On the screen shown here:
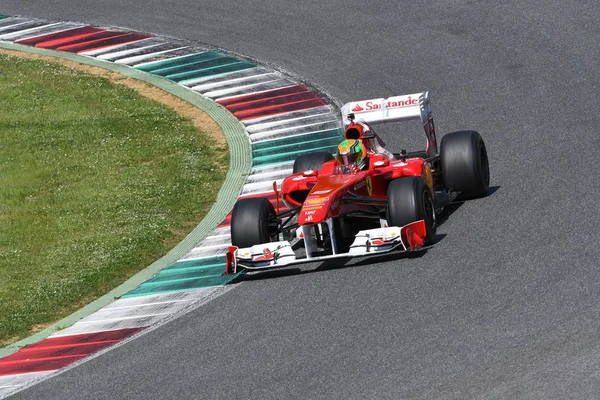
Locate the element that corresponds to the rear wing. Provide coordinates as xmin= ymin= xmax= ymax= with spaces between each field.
xmin=341 ymin=91 xmax=438 ymax=156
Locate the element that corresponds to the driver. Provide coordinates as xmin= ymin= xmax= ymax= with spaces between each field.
xmin=336 ymin=139 xmax=367 ymax=173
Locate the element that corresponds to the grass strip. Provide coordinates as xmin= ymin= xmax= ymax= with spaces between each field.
xmin=0 ymin=53 xmax=228 ymax=345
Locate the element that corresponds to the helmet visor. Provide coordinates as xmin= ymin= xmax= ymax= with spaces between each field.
xmin=338 ymin=152 xmax=360 ymax=166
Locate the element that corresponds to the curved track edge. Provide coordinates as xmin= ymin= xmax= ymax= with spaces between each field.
xmin=0 ymin=14 xmax=342 ymax=398
xmin=0 ymin=40 xmax=251 ymax=356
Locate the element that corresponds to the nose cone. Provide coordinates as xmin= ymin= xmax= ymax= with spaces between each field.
xmin=298 ymin=196 xmax=328 ymax=225
xmin=298 ymin=189 xmax=337 ymax=225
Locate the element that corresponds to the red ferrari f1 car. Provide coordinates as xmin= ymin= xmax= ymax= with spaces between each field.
xmin=225 ymin=92 xmax=489 ymax=274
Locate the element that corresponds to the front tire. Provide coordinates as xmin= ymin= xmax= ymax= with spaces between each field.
xmin=386 ymin=177 xmax=436 ymax=243
xmin=440 ymin=130 xmax=490 ymax=199
xmin=231 ymin=198 xmax=277 ymax=248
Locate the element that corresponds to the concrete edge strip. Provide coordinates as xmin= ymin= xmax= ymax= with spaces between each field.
xmin=0 ymin=41 xmax=251 ymax=358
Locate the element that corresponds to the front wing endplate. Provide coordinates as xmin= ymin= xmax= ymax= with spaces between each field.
xmin=226 ymin=220 xmax=428 ymax=273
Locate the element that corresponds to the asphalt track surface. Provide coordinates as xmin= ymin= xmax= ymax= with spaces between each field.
xmin=4 ymin=1 xmax=600 ymax=398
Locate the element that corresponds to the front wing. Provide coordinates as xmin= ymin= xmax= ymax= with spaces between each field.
xmin=225 ymin=220 xmax=427 ymax=274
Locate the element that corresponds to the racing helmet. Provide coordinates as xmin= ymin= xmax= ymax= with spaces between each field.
xmin=336 ymin=139 xmax=367 ymax=170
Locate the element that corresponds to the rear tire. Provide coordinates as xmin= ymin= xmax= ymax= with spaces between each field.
xmin=440 ymin=130 xmax=490 ymax=199
xmin=231 ymin=198 xmax=277 ymax=248
xmin=293 ymin=151 xmax=334 ymax=174
xmin=386 ymin=177 xmax=436 ymax=243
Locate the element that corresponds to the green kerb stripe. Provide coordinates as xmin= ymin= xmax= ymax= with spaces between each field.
xmin=147 ymin=265 xmax=225 ymax=281
xmin=138 ymin=272 xmax=224 ymax=286
xmin=134 ymin=51 xmax=216 ymax=72
xmin=251 ymin=128 xmax=342 ymax=151
xmin=120 ymin=255 xmax=246 ymax=297
xmin=173 ymin=62 xmax=256 ymax=83
xmin=147 ymin=52 xmax=229 ymax=75
xmin=253 ymin=144 xmax=338 ymax=167
xmin=165 ymin=61 xmax=255 ymax=81
xmin=122 ymin=273 xmax=239 ymax=297
xmin=253 ymin=136 xmax=339 ymax=159
xmin=163 ymin=260 xmax=225 ymax=272
xmin=177 ymin=68 xmax=253 ymax=85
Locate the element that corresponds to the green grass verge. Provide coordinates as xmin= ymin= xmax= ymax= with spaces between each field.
xmin=0 ymin=54 xmax=228 ymax=345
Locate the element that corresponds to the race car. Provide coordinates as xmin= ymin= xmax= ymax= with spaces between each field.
xmin=225 ymin=92 xmax=489 ymax=274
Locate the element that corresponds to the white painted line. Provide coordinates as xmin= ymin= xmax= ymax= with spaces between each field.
xmin=78 ymin=38 xmax=153 ymax=56
xmin=0 ymin=18 xmax=32 ymax=31
xmin=203 ymin=79 xmax=294 ymax=99
xmin=244 ymin=169 xmax=292 ymax=184
xmin=250 ymin=121 xmax=340 ymax=143
xmin=114 ymin=46 xmax=190 ymax=65
xmin=241 ymin=179 xmax=285 ymax=195
xmin=0 ymin=22 xmax=63 ymax=40
xmin=201 ymin=233 xmax=230 ymax=239
xmin=102 ymin=288 xmax=215 ymax=310
xmin=197 ymin=235 xmax=232 ymax=248
xmin=104 ymin=298 xmax=190 ymax=310
xmin=186 ymin=242 xmax=229 ymax=252
xmin=199 ymin=76 xmax=285 ymax=97
xmin=213 ymin=82 xmax=297 ymax=102
xmin=245 ymin=111 xmax=336 ymax=133
xmin=95 ymin=41 xmax=165 ymax=60
xmin=50 ymin=318 xmax=156 ymax=337
xmin=0 ymin=372 xmax=54 ymax=385
xmin=180 ymin=66 xmax=272 ymax=87
xmin=0 ymin=372 xmax=52 ymax=397
xmin=75 ymin=311 xmax=173 ymax=324
xmin=250 ymin=162 xmax=295 ymax=175
xmin=131 ymin=49 xmax=205 ymax=69
xmin=9 ymin=23 xmax=85 ymax=42
xmin=190 ymin=71 xmax=278 ymax=92
xmin=81 ymin=37 xmax=160 ymax=56
xmin=180 ymin=247 xmax=228 ymax=261
xmin=96 ymin=43 xmax=162 ymax=61
xmin=209 ymin=226 xmax=231 ymax=236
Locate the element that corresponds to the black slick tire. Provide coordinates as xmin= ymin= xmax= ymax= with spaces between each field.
xmin=231 ymin=197 xmax=277 ymax=248
xmin=293 ymin=151 xmax=334 ymax=174
xmin=386 ymin=177 xmax=436 ymax=243
xmin=440 ymin=130 xmax=490 ymax=199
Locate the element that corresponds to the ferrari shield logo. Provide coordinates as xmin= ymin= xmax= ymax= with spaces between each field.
xmin=366 ymin=177 xmax=373 ymax=196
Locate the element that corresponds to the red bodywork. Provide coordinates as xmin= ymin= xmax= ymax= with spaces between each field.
xmin=279 ymin=122 xmax=434 ymax=226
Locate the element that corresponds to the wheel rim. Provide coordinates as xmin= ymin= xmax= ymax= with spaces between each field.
xmin=423 ymin=190 xmax=436 ymax=230
xmin=268 ymin=216 xmax=278 ymax=240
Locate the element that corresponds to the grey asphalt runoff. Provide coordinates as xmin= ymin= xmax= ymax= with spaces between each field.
xmin=4 ymin=0 xmax=600 ymax=399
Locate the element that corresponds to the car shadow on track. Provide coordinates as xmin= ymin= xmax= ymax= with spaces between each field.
xmin=437 ymin=185 xmax=500 ymax=227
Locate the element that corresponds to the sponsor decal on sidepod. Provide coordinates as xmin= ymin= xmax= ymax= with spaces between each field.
xmin=305 ymin=196 xmax=329 ymax=205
